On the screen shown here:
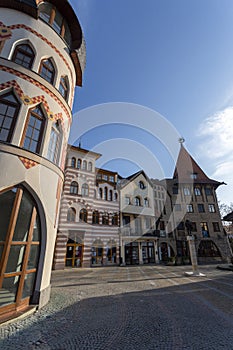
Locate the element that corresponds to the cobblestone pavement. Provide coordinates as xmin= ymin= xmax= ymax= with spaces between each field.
xmin=0 ymin=265 xmax=233 ymax=349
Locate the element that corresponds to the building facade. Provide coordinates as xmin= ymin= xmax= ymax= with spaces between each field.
xmin=53 ymin=145 xmax=120 ymax=269
xmin=54 ymin=145 xmax=232 ymax=270
xmin=0 ymin=0 xmax=85 ymax=319
xmin=118 ymin=171 xmax=158 ymax=265
xmin=153 ymin=145 xmax=232 ymax=264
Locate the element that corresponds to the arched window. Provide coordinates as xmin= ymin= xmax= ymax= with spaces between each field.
xmin=39 ymin=58 xmax=55 ymax=84
xmin=67 ymin=207 xmax=76 ymax=222
xmin=139 ymin=181 xmax=145 ymax=189
xmin=92 ymin=211 xmax=99 ymax=224
xmin=0 ymin=91 xmax=20 ymax=143
xmin=114 ymin=192 xmax=118 ymax=201
xmin=70 ymin=181 xmax=78 ymax=194
xmin=0 ymin=186 xmax=41 ymax=314
xmin=59 ymin=76 xmax=69 ymax=101
xmin=22 ymin=105 xmax=45 ymax=154
xmin=81 ymin=183 xmax=89 ymax=197
xmin=99 ymin=188 xmax=103 ymax=199
xmin=109 ymin=190 xmax=113 ymax=201
xmin=12 ymin=43 xmax=35 ymax=69
xmin=144 ymin=198 xmax=149 ymax=207
xmin=112 ymin=214 xmax=118 ymax=226
xmin=79 ymin=208 xmax=87 ymax=223
xmin=82 ymin=160 xmax=87 ymax=170
xmin=71 ymin=157 xmax=76 ymax=168
xmin=47 ymin=120 xmax=62 ymax=165
xmin=88 ymin=162 xmax=93 ymax=172
xmin=102 ymin=213 xmax=109 ymax=225
xmin=104 ymin=187 xmax=108 ymax=201
xmin=134 ymin=196 xmax=141 ymax=206
xmin=93 ymin=189 xmax=96 ymax=198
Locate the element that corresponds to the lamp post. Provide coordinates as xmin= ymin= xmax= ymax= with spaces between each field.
xmin=185 ymin=220 xmax=205 ymax=277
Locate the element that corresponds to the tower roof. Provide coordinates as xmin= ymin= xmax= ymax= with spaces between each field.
xmin=173 ymin=144 xmax=223 ymax=188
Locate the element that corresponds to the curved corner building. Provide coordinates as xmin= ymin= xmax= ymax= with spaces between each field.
xmin=0 ymin=0 xmax=85 ymax=318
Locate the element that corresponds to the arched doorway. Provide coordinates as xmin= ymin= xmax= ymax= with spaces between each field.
xmin=0 ymin=186 xmax=41 ymax=317
xmin=198 ymin=240 xmax=222 ymax=262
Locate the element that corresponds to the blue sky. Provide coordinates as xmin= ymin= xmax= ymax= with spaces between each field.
xmin=70 ymin=0 xmax=233 ymax=205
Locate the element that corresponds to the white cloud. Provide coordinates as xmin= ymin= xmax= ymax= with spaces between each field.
xmin=197 ymin=106 xmax=233 ymax=205
xmin=197 ymin=107 xmax=233 ymax=159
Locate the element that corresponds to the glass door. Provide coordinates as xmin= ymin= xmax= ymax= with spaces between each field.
xmin=0 ymin=186 xmax=41 ymax=317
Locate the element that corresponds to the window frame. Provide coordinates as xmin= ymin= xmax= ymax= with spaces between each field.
xmin=21 ymin=104 xmax=46 ymax=155
xmin=0 ymin=91 xmax=20 ymax=143
xmin=70 ymin=181 xmax=78 ymax=195
xmin=39 ymin=58 xmax=55 ymax=85
xmin=12 ymin=43 xmax=35 ymax=69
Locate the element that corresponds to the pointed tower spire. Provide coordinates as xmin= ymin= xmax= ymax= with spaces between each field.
xmin=173 ymin=140 xmax=223 ymax=188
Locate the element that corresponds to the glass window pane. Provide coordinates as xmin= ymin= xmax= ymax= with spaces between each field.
xmin=22 ymin=272 xmax=36 ymax=299
xmin=1 ymin=275 xmax=20 ymax=306
xmin=0 ymin=244 xmax=4 ymax=261
xmin=27 ymin=245 xmax=40 ymax=269
xmin=5 ymin=245 xmax=25 ymax=273
xmin=32 ymin=215 xmax=40 ymax=241
xmin=13 ymin=191 xmax=34 ymax=241
xmin=0 ymin=188 xmax=16 ymax=241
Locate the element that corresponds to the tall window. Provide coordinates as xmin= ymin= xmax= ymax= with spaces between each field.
xmin=39 ymin=58 xmax=55 ymax=84
xmin=0 ymin=91 xmax=20 ymax=143
xmin=134 ymin=196 xmax=141 ymax=206
xmin=81 ymin=183 xmax=89 ymax=197
xmin=22 ymin=105 xmax=45 ymax=154
xmin=12 ymin=43 xmax=35 ymax=69
xmin=139 ymin=181 xmax=145 ymax=189
xmin=104 ymin=187 xmax=108 ymax=200
xmin=70 ymin=181 xmax=78 ymax=194
xmin=183 ymin=187 xmax=191 ymax=196
xmin=79 ymin=209 xmax=87 ymax=223
xmin=201 ymin=222 xmax=209 ymax=238
xmin=99 ymin=188 xmax=103 ymax=199
xmin=187 ymin=204 xmax=194 ymax=213
xmin=102 ymin=213 xmax=109 ymax=225
xmin=92 ymin=211 xmax=99 ymax=224
xmin=208 ymin=204 xmax=216 ymax=213
xmin=39 ymin=2 xmax=72 ymax=46
xmin=198 ymin=204 xmax=205 ymax=213
xmin=144 ymin=198 xmax=149 ymax=207
xmin=109 ymin=190 xmax=113 ymax=201
xmin=59 ymin=76 xmax=69 ymax=101
xmin=71 ymin=157 xmax=76 ymax=168
xmin=82 ymin=160 xmax=87 ymax=170
xmin=47 ymin=121 xmax=62 ymax=165
xmin=67 ymin=207 xmax=76 ymax=222
xmin=213 ymin=222 xmax=220 ymax=232
xmin=77 ymin=159 xmax=81 ymax=169
xmin=88 ymin=162 xmax=93 ymax=172
xmin=112 ymin=214 xmax=118 ymax=226
xmin=194 ymin=187 xmax=201 ymax=196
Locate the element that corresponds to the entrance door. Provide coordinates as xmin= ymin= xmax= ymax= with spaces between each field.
xmin=125 ymin=242 xmax=139 ymax=265
xmin=0 ymin=186 xmax=41 ymax=317
xmin=66 ymin=240 xmax=83 ymax=267
xmin=142 ymin=241 xmax=155 ymax=264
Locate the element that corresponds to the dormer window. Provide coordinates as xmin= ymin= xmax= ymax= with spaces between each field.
xmin=139 ymin=181 xmax=145 ymax=189
xmin=39 ymin=2 xmax=72 ymax=46
xmin=190 ymin=173 xmax=197 ymax=179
